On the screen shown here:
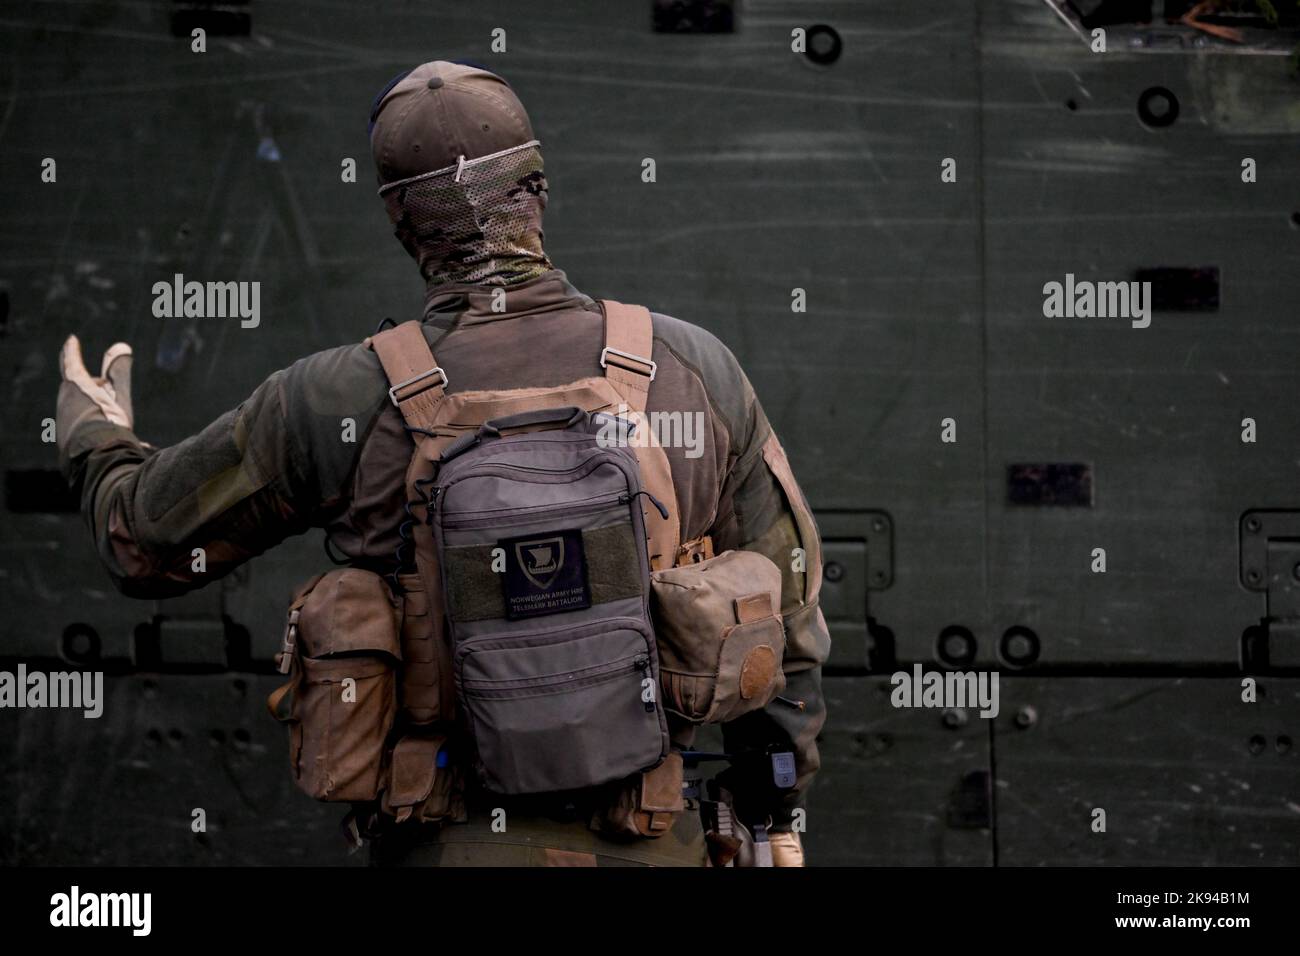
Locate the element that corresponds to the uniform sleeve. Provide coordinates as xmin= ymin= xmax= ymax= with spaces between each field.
xmin=709 ymin=387 xmax=831 ymax=833
xmin=59 ymin=346 xmax=385 ymax=600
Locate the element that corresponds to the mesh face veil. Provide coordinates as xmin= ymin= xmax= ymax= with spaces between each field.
xmin=378 ymin=140 xmax=553 ymax=288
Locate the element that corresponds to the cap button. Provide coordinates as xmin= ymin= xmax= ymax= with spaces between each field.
xmin=426 ymin=75 xmax=444 ymax=90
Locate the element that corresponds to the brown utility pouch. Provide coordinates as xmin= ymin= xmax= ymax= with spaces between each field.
xmin=380 ymin=732 xmax=464 ymax=824
xmin=395 ymin=571 xmax=444 ymax=724
xmin=591 ymin=752 xmax=686 ymax=840
xmin=650 ymin=549 xmax=786 ymax=724
xmin=266 ymin=568 xmax=402 ymax=802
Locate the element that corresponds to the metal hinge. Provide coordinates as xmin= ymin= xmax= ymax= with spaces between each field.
xmin=1239 ymin=510 xmax=1300 ymax=671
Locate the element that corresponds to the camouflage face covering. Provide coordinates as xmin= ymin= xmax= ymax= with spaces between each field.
xmin=379 ymin=140 xmax=554 ymax=288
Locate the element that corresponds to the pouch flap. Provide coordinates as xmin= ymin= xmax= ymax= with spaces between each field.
xmin=639 ymin=752 xmax=685 ymax=814
xmin=298 ymin=568 xmax=402 ymax=659
xmin=651 ymin=549 xmax=783 ymax=674
xmin=385 ymin=734 xmax=446 ymax=809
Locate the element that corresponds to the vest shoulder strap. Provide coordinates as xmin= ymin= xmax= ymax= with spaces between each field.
xmin=600 ymin=299 xmax=655 ymax=412
xmin=367 ymin=321 xmax=446 ymax=432
xmin=370 ymin=304 xmax=654 ymax=427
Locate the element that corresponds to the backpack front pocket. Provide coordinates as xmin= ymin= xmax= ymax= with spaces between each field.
xmin=454 ymin=619 xmax=668 ymax=794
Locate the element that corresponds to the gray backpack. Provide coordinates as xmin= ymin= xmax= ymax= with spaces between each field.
xmin=431 ymin=406 xmax=670 ymax=794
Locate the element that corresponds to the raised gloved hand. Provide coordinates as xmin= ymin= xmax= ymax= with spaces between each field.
xmin=57 ymin=335 xmax=134 ymax=441
xmin=770 ymin=830 xmax=805 ymax=867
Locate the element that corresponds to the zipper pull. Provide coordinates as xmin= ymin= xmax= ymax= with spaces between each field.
xmin=635 ymin=656 xmax=656 ymax=712
xmin=621 ymin=490 xmax=670 ymax=520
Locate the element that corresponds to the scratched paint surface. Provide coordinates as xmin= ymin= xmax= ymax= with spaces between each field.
xmin=0 ymin=0 xmax=1296 ymax=864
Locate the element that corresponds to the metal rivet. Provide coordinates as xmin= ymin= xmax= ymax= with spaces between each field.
xmin=1000 ymin=626 xmax=1041 ymax=667
xmin=1137 ymin=85 xmax=1179 ymax=128
xmin=937 ymin=625 xmax=977 ymax=666
xmin=803 ymin=24 xmax=843 ymax=65
xmin=60 ymin=623 xmax=101 ymax=665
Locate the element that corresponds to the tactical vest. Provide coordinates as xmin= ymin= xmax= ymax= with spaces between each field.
xmin=268 ymin=301 xmax=789 ymax=844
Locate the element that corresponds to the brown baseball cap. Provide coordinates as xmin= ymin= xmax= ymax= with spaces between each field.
xmin=369 ymin=61 xmax=536 ymax=185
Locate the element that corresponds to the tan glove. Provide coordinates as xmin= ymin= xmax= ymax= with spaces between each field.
xmin=770 ymin=830 xmax=805 ymax=867
xmin=57 ymin=334 xmax=134 ymax=438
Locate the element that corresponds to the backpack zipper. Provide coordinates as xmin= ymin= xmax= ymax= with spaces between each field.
xmin=461 ymin=653 xmax=646 ymax=694
xmin=438 ymin=492 xmax=627 ymax=530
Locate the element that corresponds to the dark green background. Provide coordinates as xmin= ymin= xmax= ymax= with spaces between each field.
xmin=1 ymin=0 xmax=1297 ymax=864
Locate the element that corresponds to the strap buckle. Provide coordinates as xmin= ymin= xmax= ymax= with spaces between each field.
xmin=388 ymin=366 xmax=448 ymax=406
xmin=277 ymin=608 xmax=300 ymax=675
xmin=676 ymin=535 xmax=715 ymax=566
xmin=600 ymin=346 xmax=657 ymax=381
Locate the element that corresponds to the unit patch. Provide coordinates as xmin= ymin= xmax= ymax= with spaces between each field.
xmin=499 ymin=528 xmax=591 ymax=619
